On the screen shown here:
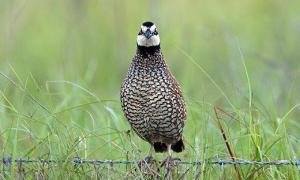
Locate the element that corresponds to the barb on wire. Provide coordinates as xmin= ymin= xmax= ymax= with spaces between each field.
xmin=2 ymin=156 xmax=12 ymax=177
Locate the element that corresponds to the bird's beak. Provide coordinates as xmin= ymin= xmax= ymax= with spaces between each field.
xmin=144 ymin=29 xmax=153 ymax=39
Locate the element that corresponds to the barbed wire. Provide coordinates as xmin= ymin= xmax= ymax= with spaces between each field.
xmin=1 ymin=156 xmax=299 ymax=178
xmin=1 ymin=156 xmax=300 ymax=167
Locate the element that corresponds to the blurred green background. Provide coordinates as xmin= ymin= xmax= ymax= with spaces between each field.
xmin=0 ymin=0 xmax=300 ymax=178
xmin=1 ymin=0 xmax=300 ymax=108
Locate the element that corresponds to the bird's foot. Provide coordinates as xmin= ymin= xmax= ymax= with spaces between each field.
xmin=138 ymin=156 xmax=155 ymax=167
xmin=160 ymin=156 xmax=181 ymax=179
xmin=160 ymin=156 xmax=181 ymax=168
xmin=137 ymin=155 xmax=159 ymax=169
xmin=137 ymin=156 xmax=160 ymax=178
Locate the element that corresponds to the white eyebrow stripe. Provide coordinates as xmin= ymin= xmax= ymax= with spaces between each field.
xmin=150 ymin=25 xmax=156 ymax=32
xmin=141 ymin=26 xmax=148 ymax=33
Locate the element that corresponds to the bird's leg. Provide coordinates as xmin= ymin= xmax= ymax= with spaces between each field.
xmin=168 ymin=144 xmax=172 ymax=158
xmin=160 ymin=144 xmax=172 ymax=167
xmin=145 ymin=145 xmax=154 ymax=164
xmin=167 ymin=144 xmax=172 ymax=166
xmin=161 ymin=144 xmax=181 ymax=167
xmin=163 ymin=145 xmax=173 ymax=179
xmin=160 ymin=145 xmax=181 ymax=179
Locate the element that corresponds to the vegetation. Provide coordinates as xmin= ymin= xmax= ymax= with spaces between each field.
xmin=0 ymin=0 xmax=299 ymax=179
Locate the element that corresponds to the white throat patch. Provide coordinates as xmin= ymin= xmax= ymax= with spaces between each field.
xmin=137 ymin=34 xmax=160 ymax=47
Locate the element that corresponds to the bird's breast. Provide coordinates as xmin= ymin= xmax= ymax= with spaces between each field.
xmin=120 ymin=65 xmax=186 ymax=143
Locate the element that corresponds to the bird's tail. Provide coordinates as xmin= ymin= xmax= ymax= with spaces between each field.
xmin=171 ymin=139 xmax=185 ymax=152
xmin=153 ymin=139 xmax=185 ymax=153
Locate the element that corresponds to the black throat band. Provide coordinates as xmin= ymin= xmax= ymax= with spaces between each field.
xmin=137 ymin=45 xmax=160 ymax=56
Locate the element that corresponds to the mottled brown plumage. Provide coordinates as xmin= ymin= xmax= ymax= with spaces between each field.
xmin=120 ymin=22 xmax=186 ymax=157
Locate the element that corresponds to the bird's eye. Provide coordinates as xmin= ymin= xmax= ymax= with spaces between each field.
xmin=138 ymin=30 xmax=143 ymax=35
xmin=153 ymin=30 xmax=158 ymax=35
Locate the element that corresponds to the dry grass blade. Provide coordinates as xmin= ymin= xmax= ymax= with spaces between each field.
xmin=214 ymin=106 xmax=242 ymax=180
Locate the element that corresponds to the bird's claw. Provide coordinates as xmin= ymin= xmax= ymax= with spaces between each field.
xmin=136 ymin=156 xmax=161 ymax=178
xmin=138 ymin=156 xmax=156 ymax=168
xmin=160 ymin=156 xmax=181 ymax=167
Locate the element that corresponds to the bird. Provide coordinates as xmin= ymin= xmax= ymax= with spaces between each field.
xmin=120 ymin=21 xmax=187 ymax=163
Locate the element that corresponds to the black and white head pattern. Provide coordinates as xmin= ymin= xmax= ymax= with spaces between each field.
xmin=137 ymin=21 xmax=160 ymax=47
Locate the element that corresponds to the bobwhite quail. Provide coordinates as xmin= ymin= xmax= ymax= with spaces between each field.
xmin=120 ymin=21 xmax=187 ymax=162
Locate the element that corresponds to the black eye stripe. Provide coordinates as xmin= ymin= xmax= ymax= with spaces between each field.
xmin=137 ymin=29 xmax=158 ymax=35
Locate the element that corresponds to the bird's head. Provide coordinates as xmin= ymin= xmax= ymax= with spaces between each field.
xmin=137 ymin=21 xmax=160 ymax=47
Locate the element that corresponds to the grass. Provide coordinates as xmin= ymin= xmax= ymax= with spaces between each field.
xmin=1 ymin=0 xmax=300 ymax=179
